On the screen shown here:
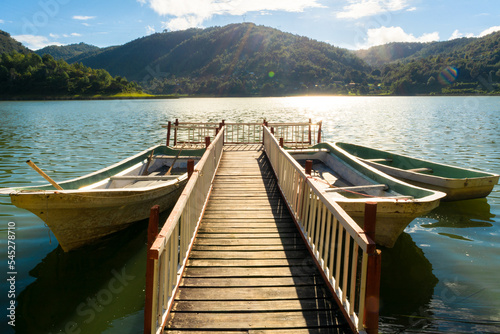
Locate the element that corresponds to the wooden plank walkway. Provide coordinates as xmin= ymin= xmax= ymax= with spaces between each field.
xmin=165 ymin=145 xmax=352 ymax=333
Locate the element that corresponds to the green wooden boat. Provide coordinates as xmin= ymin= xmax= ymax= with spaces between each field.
xmin=288 ymin=143 xmax=446 ymax=248
xmin=0 ymin=145 xmax=205 ymax=252
xmin=335 ymin=142 xmax=499 ymax=201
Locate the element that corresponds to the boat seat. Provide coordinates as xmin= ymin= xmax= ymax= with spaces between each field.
xmin=287 ymin=148 xmax=330 ymax=154
xmin=110 ymin=175 xmax=180 ymax=181
xmin=325 ymin=184 xmax=388 ymax=193
xmin=407 ymin=167 xmax=433 ymax=173
xmin=364 ymin=158 xmax=392 ymax=162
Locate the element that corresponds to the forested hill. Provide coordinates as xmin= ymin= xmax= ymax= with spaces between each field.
xmin=35 ymin=43 xmax=100 ymax=61
xmin=0 ymin=30 xmax=30 ymax=55
xmin=76 ymin=23 xmax=370 ymax=96
xmin=355 ymin=37 xmax=482 ymax=66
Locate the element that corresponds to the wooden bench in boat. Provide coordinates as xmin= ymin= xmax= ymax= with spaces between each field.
xmin=324 ymin=184 xmax=388 ymax=193
xmin=286 ymin=148 xmax=330 ymax=154
xmin=407 ymin=167 xmax=433 ymax=173
xmin=364 ymin=158 xmax=393 ymax=162
xmin=110 ymin=175 xmax=180 ymax=181
xmin=152 ymin=155 xmax=201 ymax=160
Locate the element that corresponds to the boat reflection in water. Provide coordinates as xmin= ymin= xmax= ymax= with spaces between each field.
xmin=421 ymin=198 xmax=494 ymax=230
xmin=379 ymin=232 xmax=438 ymax=333
xmin=14 ymin=215 xmax=157 ymax=334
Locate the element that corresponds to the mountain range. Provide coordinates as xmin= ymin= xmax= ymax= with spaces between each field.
xmin=2 ymin=23 xmax=500 ymax=96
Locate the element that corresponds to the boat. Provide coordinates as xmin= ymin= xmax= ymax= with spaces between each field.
xmin=0 ymin=145 xmax=205 ymax=252
xmin=287 ymin=143 xmax=446 ymax=248
xmin=335 ymin=142 xmax=499 ymax=201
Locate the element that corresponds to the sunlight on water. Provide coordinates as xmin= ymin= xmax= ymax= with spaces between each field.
xmin=0 ymin=97 xmax=499 ymax=333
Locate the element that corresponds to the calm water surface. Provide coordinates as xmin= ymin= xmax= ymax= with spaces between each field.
xmin=0 ymin=97 xmax=499 ymax=333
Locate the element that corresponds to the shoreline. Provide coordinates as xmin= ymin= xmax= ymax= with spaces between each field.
xmin=1 ymin=92 xmax=499 ymax=101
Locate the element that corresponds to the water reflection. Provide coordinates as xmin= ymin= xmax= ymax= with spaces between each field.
xmin=421 ymin=198 xmax=495 ymax=229
xmin=14 ymin=220 xmax=149 ymax=334
xmin=379 ymin=233 xmax=438 ymax=332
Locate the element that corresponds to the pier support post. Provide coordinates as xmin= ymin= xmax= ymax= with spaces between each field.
xmin=305 ymin=160 xmax=313 ymax=175
xmin=363 ymin=202 xmax=381 ymax=334
xmin=187 ymin=159 xmax=194 ymax=179
xmin=144 ymin=205 xmax=160 ymax=334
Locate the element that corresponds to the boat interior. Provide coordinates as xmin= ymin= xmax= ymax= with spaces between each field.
xmin=86 ymin=155 xmax=201 ymax=190
xmin=289 ymin=151 xmax=412 ymax=200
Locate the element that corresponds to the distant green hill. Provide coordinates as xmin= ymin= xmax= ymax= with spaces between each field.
xmin=373 ymin=31 xmax=500 ymax=95
xmin=35 ymin=42 xmax=100 ymax=61
xmin=0 ymin=52 xmax=143 ymax=98
xmin=0 ymin=30 xmax=30 ymax=54
xmin=78 ymin=23 xmax=370 ymax=96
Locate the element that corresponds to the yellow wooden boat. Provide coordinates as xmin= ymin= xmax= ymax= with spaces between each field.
xmin=0 ymin=145 xmax=204 ymax=252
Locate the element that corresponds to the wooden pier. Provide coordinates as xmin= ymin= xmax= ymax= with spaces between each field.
xmin=166 ymin=145 xmax=350 ymax=332
xmin=145 ymin=122 xmax=381 ymax=334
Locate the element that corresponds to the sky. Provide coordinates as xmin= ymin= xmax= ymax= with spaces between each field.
xmin=1 ymin=0 xmax=500 ymax=51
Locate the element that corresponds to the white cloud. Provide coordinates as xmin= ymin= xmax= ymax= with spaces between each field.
xmin=449 ymin=26 xmax=500 ymax=40
xmin=146 ymin=25 xmax=156 ymax=35
xmin=12 ymin=35 xmax=62 ymax=50
xmin=357 ymin=26 xmax=439 ymax=49
xmin=142 ymin=0 xmax=324 ymax=30
xmin=73 ymin=15 xmax=96 ymax=20
xmin=337 ymin=0 xmax=411 ymax=19
xmin=0 ymin=19 xmax=4 ymax=24
xmin=448 ymin=29 xmax=474 ymax=40
xmin=479 ymin=26 xmax=500 ymax=37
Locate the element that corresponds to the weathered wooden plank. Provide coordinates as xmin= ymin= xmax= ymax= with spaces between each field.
xmin=200 ymin=218 xmax=293 ymax=224
xmin=183 ymin=266 xmax=321 ymax=278
xmin=175 ymin=285 xmax=330 ymax=300
xmin=165 ymin=329 xmax=340 ymax=334
xmin=198 ymin=227 xmax=298 ymax=233
xmin=192 ymin=244 xmax=307 ymax=252
xmin=188 ymin=250 xmax=309 ymax=259
xmin=193 ymin=238 xmax=303 ymax=246
xmin=166 ymin=310 xmax=345 ymax=329
xmin=195 ymin=233 xmax=299 ymax=239
xmin=202 ymin=211 xmax=290 ymax=218
xmin=186 ymin=258 xmax=314 ymax=267
xmin=179 ymin=276 xmax=322 ymax=288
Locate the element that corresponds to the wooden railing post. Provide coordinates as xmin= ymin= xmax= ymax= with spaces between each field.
xmin=173 ymin=119 xmax=179 ymax=146
xmin=317 ymin=120 xmax=322 ymax=144
xmin=166 ymin=121 xmax=172 ymax=147
xmin=144 ymin=205 xmax=160 ymax=334
xmin=279 ymin=137 xmax=284 ymax=148
xmin=187 ymin=159 xmax=194 ymax=179
xmin=363 ymin=202 xmax=381 ymax=334
xmin=305 ymin=160 xmax=313 ymax=175
xmin=308 ymin=118 xmax=312 ymax=145
xmin=205 ymin=136 xmax=211 ymax=148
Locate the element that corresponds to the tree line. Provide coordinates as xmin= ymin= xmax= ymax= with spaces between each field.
xmin=0 ymin=52 xmax=142 ymax=97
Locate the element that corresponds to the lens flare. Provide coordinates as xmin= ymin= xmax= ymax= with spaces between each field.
xmin=268 ymin=71 xmax=275 ymax=78
xmin=438 ymin=66 xmax=458 ymax=85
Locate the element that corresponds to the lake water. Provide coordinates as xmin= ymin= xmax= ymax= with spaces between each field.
xmin=0 ymin=96 xmax=499 ymax=333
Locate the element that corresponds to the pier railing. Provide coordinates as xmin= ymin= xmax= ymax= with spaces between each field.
xmin=263 ymin=126 xmax=381 ymax=334
xmin=144 ymin=126 xmax=225 ymax=334
xmin=163 ymin=119 xmax=322 ymax=148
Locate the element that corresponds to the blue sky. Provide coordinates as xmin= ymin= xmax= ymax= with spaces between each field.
xmin=1 ymin=0 xmax=499 ymax=51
